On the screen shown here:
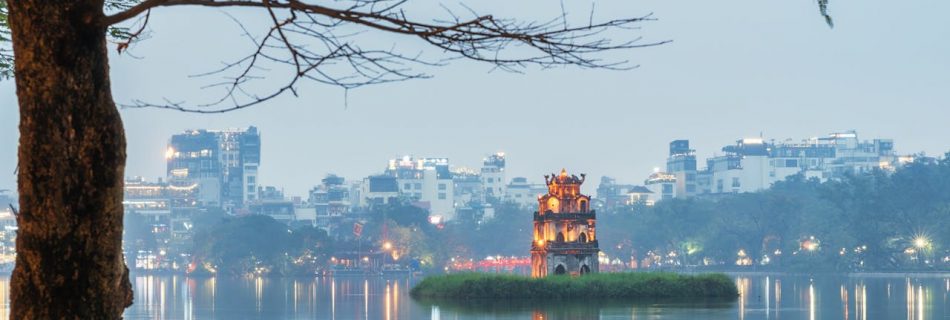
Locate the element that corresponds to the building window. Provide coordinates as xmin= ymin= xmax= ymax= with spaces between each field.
xmin=486 ymin=178 xmax=493 ymax=183
xmin=247 ymin=185 xmax=255 ymax=193
xmin=414 ymin=183 xmax=422 ymax=190
xmin=438 ymin=183 xmax=446 ymax=190
xmin=731 ymin=177 xmax=740 ymax=188
xmin=413 ymin=193 xmax=422 ymax=199
xmin=438 ymin=193 xmax=446 ymax=200
xmin=403 ymin=183 xmax=411 ymax=190
xmin=247 ymin=176 xmax=255 ymax=184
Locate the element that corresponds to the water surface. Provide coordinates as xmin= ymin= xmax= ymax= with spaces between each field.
xmin=0 ymin=273 xmax=946 ymax=319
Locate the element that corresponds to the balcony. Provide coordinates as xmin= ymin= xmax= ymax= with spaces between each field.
xmin=533 ymin=211 xmax=596 ymax=221
xmin=533 ymin=240 xmax=599 ymax=251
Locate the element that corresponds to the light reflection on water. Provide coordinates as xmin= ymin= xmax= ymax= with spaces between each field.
xmin=0 ymin=273 xmax=945 ymax=319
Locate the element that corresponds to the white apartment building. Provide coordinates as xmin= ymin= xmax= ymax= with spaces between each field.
xmin=387 ymin=156 xmax=456 ymax=221
xmin=692 ymin=131 xmax=898 ymax=195
xmin=481 ymin=152 xmax=506 ymax=199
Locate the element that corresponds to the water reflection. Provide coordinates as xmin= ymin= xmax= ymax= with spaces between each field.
xmin=0 ymin=273 xmax=945 ymax=319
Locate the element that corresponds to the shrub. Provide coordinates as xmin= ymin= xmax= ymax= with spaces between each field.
xmin=410 ymin=272 xmax=738 ymax=299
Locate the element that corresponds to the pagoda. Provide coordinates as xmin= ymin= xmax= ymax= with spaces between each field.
xmin=531 ymin=169 xmax=599 ymax=277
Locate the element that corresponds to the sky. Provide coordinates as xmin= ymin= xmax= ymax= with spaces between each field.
xmin=1 ymin=0 xmax=949 ymax=197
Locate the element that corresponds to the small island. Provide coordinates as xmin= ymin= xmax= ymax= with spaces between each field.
xmin=410 ymin=272 xmax=738 ymax=299
xmin=411 ymin=170 xmax=738 ymax=301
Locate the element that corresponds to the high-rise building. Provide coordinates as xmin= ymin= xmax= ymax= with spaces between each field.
xmin=166 ymin=130 xmax=222 ymax=207
xmin=504 ymin=177 xmax=546 ymax=208
xmin=644 ymin=171 xmax=677 ymax=201
xmin=705 ymin=138 xmax=772 ymax=194
xmin=360 ymin=175 xmax=399 ymax=207
xmin=310 ymin=174 xmax=350 ymax=228
xmin=452 ymin=167 xmax=483 ymax=207
xmin=531 ymin=169 xmax=599 ymax=277
xmin=385 ymin=155 xmax=456 ymax=221
xmin=666 ymin=140 xmax=697 ymax=198
xmin=123 ymin=176 xmax=198 ymax=270
xmin=481 ymin=152 xmax=506 ymax=200
xmin=165 ymin=126 xmax=260 ymax=209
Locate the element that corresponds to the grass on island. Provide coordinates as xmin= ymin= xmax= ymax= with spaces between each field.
xmin=410 ymin=272 xmax=738 ymax=299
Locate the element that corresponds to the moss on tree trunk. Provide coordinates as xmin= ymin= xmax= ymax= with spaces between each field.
xmin=7 ymin=0 xmax=133 ymax=318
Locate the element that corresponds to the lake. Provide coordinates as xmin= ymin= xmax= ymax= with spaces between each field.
xmin=0 ymin=273 xmax=946 ymax=319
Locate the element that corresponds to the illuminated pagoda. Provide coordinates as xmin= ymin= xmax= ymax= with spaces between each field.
xmin=531 ymin=169 xmax=599 ymax=277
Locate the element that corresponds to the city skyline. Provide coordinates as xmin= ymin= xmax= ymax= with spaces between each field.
xmin=138 ymin=128 xmax=926 ymax=200
xmin=2 ymin=0 xmax=949 ymax=197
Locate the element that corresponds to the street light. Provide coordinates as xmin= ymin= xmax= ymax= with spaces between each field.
xmin=382 ymin=241 xmax=394 ymax=268
xmin=911 ymin=235 xmax=932 ymax=267
xmin=913 ymin=236 xmax=930 ymax=250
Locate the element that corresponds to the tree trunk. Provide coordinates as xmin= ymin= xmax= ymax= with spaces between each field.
xmin=7 ymin=1 xmax=133 ymax=318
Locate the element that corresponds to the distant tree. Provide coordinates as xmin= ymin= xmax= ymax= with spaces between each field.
xmin=471 ymin=202 xmax=532 ymax=257
xmin=1 ymin=0 xmax=664 ymax=317
xmin=192 ymin=214 xmax=294 ymax=276
xmin=381 ymin=202 xmax=431 ymax=229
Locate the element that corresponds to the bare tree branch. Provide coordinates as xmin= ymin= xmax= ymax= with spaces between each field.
xmin=102 ymin=0 xmax=170 ymax=26
xmin=115 ymin=8 xmax=151 ymax=54
xmin=111 ymin=0 xmax=668 ymax=113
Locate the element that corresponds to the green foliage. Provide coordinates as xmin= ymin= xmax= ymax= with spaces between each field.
xmin=442 ymin=202 xmax=532 ymax=259
xmin=598 ymin=155 xmax=950 ymax=271
xmin=191 ymin=214 xmax=333 ymax=276
xmin=0 ymin=1 xmax=12 ymax=79
xmin=410 ymin=272 xmax=738 ymax=299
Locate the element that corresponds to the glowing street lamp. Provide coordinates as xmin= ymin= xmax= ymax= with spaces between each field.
xmin=913 ymin=236 xmax=930 ymax=250
xmin=382 ymin=241 xmax=393 ymax=251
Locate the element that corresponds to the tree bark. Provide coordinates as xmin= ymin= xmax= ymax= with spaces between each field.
xmin=7 ymin=0 xmax=133 ymax=318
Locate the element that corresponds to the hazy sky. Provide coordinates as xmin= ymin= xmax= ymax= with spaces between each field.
xmin=1 ymin=0 xmax=949 ymax=197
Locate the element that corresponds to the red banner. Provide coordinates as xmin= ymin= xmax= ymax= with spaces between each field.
xmin=353 ymin=222 xmax=363 ymax=238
